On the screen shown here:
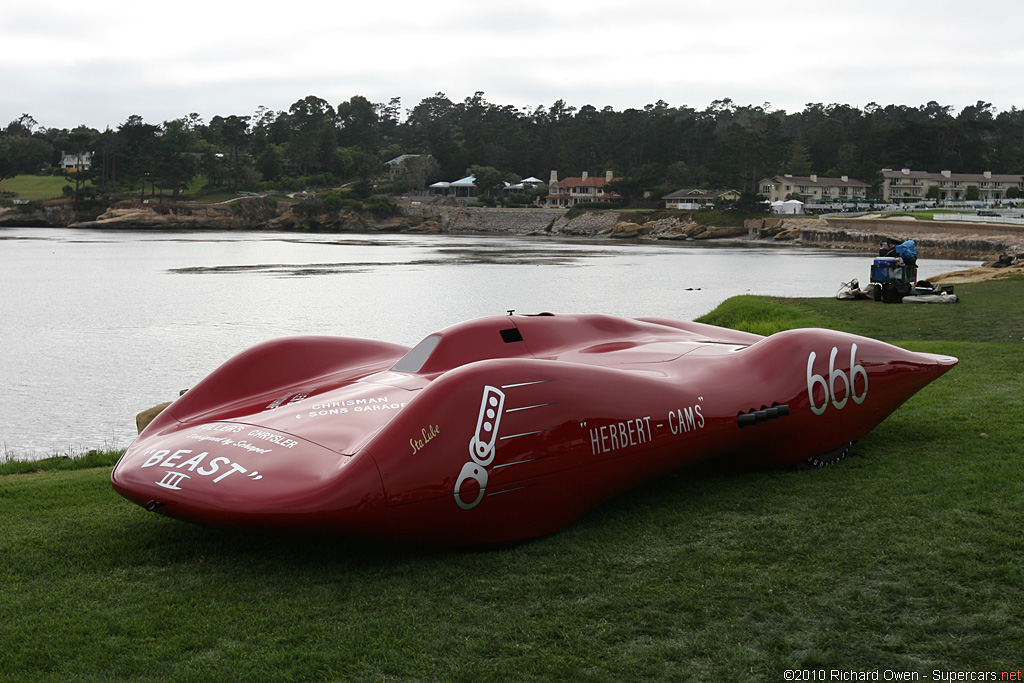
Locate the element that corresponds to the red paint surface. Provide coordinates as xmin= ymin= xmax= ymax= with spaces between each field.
xmin=111 ymin=313 xmax=957 ymax=546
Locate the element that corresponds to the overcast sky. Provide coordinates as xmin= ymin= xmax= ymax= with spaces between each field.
xmin=3 ymin=0 xmax=1023 ymax=131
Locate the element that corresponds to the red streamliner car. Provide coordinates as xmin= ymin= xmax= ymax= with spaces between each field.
xmin=111 ymin=313 xmax=957 ymax=546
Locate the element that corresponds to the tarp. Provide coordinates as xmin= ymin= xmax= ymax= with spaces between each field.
xmin=895 ymin=240 xmax=917 ymax=260
xmin=904 ymin=292 xmax=958 ymax=304
xmin=836 ymin=280 xmax=877 ymax=300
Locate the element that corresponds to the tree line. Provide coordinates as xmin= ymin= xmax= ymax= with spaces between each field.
xmin=2 ymin=93 xmax=1022 ymax=201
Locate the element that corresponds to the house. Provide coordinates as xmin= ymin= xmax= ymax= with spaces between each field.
xmin=758 ymin=174 xmax=869 ymax=203
xmin=545 ymin=170 xmax=621 ymax=207
xmin=425 ymin=176 xmax=478 ymax=197
xmin=430 ymin=175 xmax=546 ymax=199
xmin=59 ymin=151 xmax=92 ymax=171
xmin=384 ymin=154 xmax=421 ymax=179
xmin=448 ymin=175 xmax=478 ymax=198
xmin=662 ymin=188 xmax=740 ymax=210
xmin=881 ymin=168 xmax=1024 ymax=202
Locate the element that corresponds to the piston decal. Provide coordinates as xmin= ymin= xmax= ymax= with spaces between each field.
xmin=453 ymin=382 xmax=555 ymax=510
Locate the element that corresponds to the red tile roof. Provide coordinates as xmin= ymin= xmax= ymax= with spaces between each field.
xmin=555 ymin=176 xmax=621 ymax=189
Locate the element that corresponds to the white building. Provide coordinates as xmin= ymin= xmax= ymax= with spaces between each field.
xmin=758 ymin=174 xmax=869 ymax=203
xmin=881 ymin=168 xmax=1024 ymax=202
xmin=59 ymin=152 xmax=92 ymax=171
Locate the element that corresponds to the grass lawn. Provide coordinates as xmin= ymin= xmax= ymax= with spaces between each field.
xmin=872 ymin=209 xmax=1015 ymax=222
xmin=0 ymin=174 xmax=244 ymax=204
xmin=186 ymin=190 xmax=242 ymax=204
xmin=2 ymin=279 xmax=1021 ymax=681
xmin=0 ymin=174 xmax=75 ymax=200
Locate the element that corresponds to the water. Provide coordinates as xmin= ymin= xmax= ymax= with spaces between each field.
xmin=0 ymin=227 xmax=979 ymax=459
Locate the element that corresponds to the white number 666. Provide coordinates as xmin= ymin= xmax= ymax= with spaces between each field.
xmin=807 ymin=344 xmax=868 ymax=416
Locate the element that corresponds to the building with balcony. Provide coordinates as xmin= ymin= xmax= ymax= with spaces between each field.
xmin=546 ymin=170 xmax=621 ymax=207
xmin=758 ymin=174 xmax=869 ymax=203
xmin=881 ymin=168 xmax=1024 ymax=202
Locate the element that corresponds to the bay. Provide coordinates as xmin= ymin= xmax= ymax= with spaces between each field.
xmin=0 ymin=227 xmax=979 ymax=459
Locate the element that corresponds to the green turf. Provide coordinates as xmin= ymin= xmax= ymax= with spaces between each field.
xmin=697 ymin=276 xmax=1023 ymax=344
xmin=0 ymin=174 xmax=75 ymax=200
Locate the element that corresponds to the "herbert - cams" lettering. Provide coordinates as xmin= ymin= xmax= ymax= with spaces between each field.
xmin=589 ymin=416 xmax=653 ymax=456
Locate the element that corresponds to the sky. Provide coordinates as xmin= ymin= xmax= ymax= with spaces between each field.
xmin=3 ymin=0 xmax=1024 ymax=131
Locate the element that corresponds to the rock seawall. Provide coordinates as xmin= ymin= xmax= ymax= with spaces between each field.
xmin=402 ymin=205 xmax=622 ymax=236
xmin=8 ymin=198 xmax=1023 ymax=262
xmin=402 ymin=205 xmax=757 ymax=240
xmin=68 ymin=204 xmax=250 ymax=229
xmin=1 ymin=203 xmax=86 ymax=227
xmin=801 ymin=218 xmax=1024 ymax=259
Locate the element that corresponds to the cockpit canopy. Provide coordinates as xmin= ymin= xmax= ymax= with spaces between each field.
xmin=391 ymin=313 xmax=732 ymax=375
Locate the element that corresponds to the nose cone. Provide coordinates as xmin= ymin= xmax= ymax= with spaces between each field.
xmin=112 ymin=422 xmax=385 ymax=533
xmin=911 ymin=351 xmax=958 ymax=385
xmin=919 ymin=352 xmax=958 ymax=370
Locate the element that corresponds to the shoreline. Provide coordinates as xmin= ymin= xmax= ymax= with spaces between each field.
xmin=3 ymin=200 xmax=1022 ymax=280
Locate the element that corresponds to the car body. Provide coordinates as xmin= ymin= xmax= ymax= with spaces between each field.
xmin=111 ymin=313 xmax=957 ymax=546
